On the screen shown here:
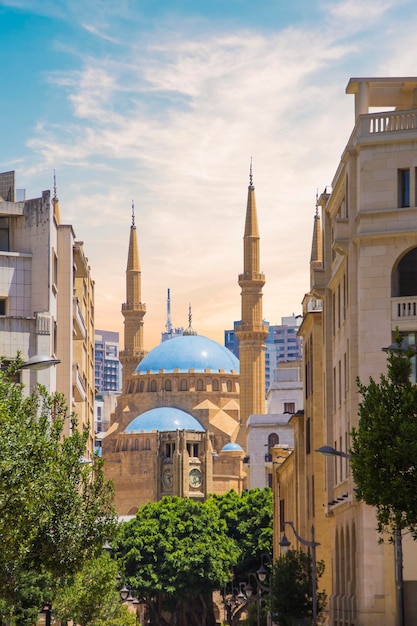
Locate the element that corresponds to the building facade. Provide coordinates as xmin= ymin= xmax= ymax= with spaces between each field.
xmin=0 ymin=170 xmax=95 ymax=454
xmin=276 ymin=77 xmax=417 ymax=626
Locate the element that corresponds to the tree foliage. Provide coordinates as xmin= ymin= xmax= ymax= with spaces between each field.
xmin=114 ymin=495 xmax=240 ymax=626
xmin=53 ymin=553 xmax=136 ymax=626
xmin=351 ymin=335 xmax=417 ymax=536
xmin=0 ymin=359 xmax=118 ymax=623
xmin=212 ymin=488 xmax=273 ymax=579
xmin=270 ymin=550 xmax=326 ymax=626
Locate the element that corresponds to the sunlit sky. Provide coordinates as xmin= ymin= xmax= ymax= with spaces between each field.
xmin=1 ymin=0 xmax=417 ymax=350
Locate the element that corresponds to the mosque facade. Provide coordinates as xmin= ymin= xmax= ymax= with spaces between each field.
xmin=102 ymin=173 xmax=267 ymax=515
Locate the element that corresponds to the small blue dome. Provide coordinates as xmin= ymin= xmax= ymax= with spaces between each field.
xmin=221 ymin=442 xmax=243 ymax=452
xmin=135 ymin=335 xmax=239 ymax=375
xmin=125 ymin=407 xmax=205 ymax=433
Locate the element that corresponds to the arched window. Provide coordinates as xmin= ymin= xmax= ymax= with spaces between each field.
xmin=180 ymin=379 xmax=188 ymax=391
xmin=165 ymin=379 xmax=172 ymax=391
xmin=134 ymin=439 xmax=139 ymax=451
xmin=150 ymin=380 xmax=157 ymax=392
xmin=268 ymin=433 xmax=279 ymax=448
xmin=144 ymin=438 xmax=150 ymax=451
xmin=212 ymin=379 xmax=219 ymax=391
xmin=196 ymin=378 xmax=204 ymax=391
xmin=392 ymin=247 xmax=417 ymax=297
xmin=139 ymin=380 xmax=145 ymax=393
xmin=227 ymin=380 xmax=232 ymax=392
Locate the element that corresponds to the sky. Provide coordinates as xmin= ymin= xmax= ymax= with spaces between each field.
xmin=1 ymin=0 xmax=417 ymax=351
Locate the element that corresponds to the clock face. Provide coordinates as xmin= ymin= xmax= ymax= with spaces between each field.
xmin=162 ymin=468 xmax=173 ymax=488
xmin=189 ymin=468 xmax=202 ymax=488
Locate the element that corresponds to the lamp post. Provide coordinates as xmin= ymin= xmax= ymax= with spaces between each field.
xmin=279 ymin=521 xmax=320 ymax=626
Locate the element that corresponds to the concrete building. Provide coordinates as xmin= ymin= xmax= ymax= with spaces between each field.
xmin=102 ymin=170 xmax=266 ymax=513
xmin=0 ymin=170 xmax=95 ymax=454
xmin=275 ymin=77 xmax=417 ymax=626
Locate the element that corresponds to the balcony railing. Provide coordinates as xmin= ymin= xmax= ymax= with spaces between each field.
xmin=73 ymin=296 xmax=86 ymax=340
xmin=391 ymin=296 xmax=417 ymax=321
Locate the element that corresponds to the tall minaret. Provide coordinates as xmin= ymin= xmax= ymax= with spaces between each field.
xmin=235 ymin=161 xmax=268 ymax=445
xmin=119 ymin=202 xmax=147 ymax=390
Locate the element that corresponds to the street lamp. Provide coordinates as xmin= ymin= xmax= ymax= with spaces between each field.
xmin=279 ymin=521 xmax=320 ymax=626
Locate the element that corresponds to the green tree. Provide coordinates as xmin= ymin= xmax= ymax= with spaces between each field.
xmin=213 ymin=488 xmax=273 ymax=579
xmin=269 ymin=550 xmax=326 ymax=626
xmin=0 ymin=359 xmax=117 ymax=624
xmin=351 ymin=334 xmax=417 ymax=537
xmin=114 ymin=496 xmax=240 ymax=626
xmin=53 ymin=552 xmax=136 ymax=626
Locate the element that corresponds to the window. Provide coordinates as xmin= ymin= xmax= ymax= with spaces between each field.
xmin=226 ymin=380 xmax=232 ymax=392
xmin=0 ymin=299 xmax=6 ymax=315
xmin=180 ymin=379 xmax=188 ymax=391
xmin=0 ymin=218 xmax=9 ymax=251
xmin=398 ymin=169 xmax=410 ymax=208
xmin=150 ymin=380 xmax=157 ymax=392
xmin=139 ymin=380 xmax=144 ymax=392
xmin=165 ymin=442 xmax=175 ymax=458
xmin=306 ymin=417 xmax=311 ymax=455
xmin=283 ymin=402 xmax=295 ymax=414
xmin=212 ymin=379 xmax=219 ymax=391
xmin=268 ymin=433 xmax=279 ymax=447
xmin=164 ymin=379 xmax=172 ymax=391
xmin=196 ymin=378 xmax=204 ymax=391
xmin=187 ymin=443 xmax=199 ymax=457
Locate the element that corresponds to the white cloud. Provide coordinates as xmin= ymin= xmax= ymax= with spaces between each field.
xmin=16 ymin=0 xmax=417 ymax=347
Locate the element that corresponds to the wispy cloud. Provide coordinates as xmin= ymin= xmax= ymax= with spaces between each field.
xmin=9 ymin=0 xmax=417 ymax=345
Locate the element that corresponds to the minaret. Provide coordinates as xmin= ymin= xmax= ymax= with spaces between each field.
xmin=119 ymin=201 xmax=147 ymax=390
xmin=235 ymin=161 xmax=268 ymax=446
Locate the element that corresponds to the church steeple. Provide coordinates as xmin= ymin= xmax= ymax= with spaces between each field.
xmin=235 ymin=162 xmax=268 ymax=447
xmin=119 ymin=201 xmax=147 ymax=389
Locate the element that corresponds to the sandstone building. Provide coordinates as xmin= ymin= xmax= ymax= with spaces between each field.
xmin=275 ymin=77 xmax=417 ymax=626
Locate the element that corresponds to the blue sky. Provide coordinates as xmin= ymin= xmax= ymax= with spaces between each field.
xmin=1 ymin=0 xmax=417 ymax=348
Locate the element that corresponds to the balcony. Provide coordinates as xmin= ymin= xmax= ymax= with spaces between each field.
xmin=332 ymin=218 xmax=349 ymax=256
xmin=347 ymin=108 xmax=417 ymax=154
xmin=73 ymin=363 xmax=86 ymax=402
xmin=391 ymin=297 xmax=417 ymax=331
xmin=73 ymin=296 xmax=86 ymax=340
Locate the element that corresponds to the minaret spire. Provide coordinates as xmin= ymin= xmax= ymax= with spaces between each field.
xmin=119 ymin=201 xmax=147 ymax=389
xmin=235 ymin=161 xmax=268 ymax=448
xmin=183 ymin=303 xmax=197 ymax=336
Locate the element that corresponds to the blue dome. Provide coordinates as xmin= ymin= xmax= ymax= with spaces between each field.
xmin=221 ymin=442 xmax=243 ymax=452
xmin=135 ymin=335 xmax=239 ymax=375
xmin=124 ymin=407 xmax=205 ymax=433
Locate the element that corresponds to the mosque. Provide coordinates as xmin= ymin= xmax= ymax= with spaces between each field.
xmin=102 ymin=169 xmax=267 ymax=515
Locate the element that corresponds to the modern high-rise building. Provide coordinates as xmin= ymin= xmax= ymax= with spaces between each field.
xmin=0 ymin=170 xmax=95 ymax=455
xmin=94 ymin=329 xmax=121 ymax=392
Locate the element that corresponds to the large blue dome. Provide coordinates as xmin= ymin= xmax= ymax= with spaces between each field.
xmin=135 ymin=335 xmax=240 ymax=375
xmin=125 ymin=407 xmax=205 ymax=433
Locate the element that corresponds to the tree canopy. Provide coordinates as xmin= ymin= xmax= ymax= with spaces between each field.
xmin=351 ymin=336 xmax=417 ymax=536
xmin=114 ymin=489 xmax=273 ymax=626
xmin=114 ymin=495 xmax=240 ymax=626
xmin=0 ymin=359 xmax=117 ymax=624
